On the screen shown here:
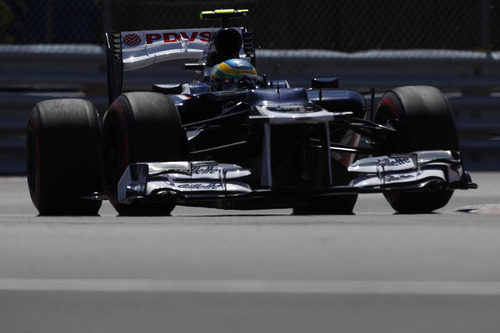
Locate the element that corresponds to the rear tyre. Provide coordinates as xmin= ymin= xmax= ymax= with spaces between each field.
xmin=27 ymin=99 xmax=102 ymax=215
xmin=375 ymin=86 xmax=459 ymax=214
xmin=101 ymin=92 xmax=188 ymax=216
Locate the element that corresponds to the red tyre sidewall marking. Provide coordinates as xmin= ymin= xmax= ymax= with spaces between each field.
xmin=379 ymin=97 xmax=400 ymax=120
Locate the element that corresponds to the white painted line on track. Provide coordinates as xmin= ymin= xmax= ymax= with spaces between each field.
xmin=2 ymin=278 xmax=500 ymax=296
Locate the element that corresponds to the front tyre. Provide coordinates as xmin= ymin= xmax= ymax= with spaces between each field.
xmin=27 ymin=99 xmax=102 ymax=215
xmin=375 ymin=86 xmax=459 ymax=214
xmin=101 ymin=92 xmax=188 ymax=216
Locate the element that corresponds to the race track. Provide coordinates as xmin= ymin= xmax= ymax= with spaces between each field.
xmin=1 ymin=173 xmax=500 ymax=333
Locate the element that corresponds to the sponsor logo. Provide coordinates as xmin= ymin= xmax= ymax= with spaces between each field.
xmin=379 ymin=157 xmax=411 ymax=167
xmin=192 ymin=166 xmax=219 ymax=175
xmin=122 ymin=33 xmax=142 ymax=47
xmin=145 ymin=31 xmax=212 ymax=44
xmin=178 ymin=182 xmax=222 ymax=190
xmin=385 ymin=174 xmax=414 ymax=182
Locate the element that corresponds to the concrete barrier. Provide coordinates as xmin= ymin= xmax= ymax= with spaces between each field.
xmin=1 ymin=45 xmax=500 ymax=173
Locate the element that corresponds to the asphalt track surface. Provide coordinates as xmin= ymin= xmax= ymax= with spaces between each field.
xmin=2 ymin=173 xmax=500 ymax=333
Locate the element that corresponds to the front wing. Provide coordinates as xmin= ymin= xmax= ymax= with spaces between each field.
xmin=116 ymin=150 xmax=476 ymax=208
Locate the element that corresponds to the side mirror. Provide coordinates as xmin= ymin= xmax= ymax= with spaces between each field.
xmin=311 ymin=77 xmax=339 ymax=89
xmin=311 ymin=77 xmax=339 ymax=101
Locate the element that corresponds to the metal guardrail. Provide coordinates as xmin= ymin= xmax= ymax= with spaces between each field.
xmin=1 ymin=45 xmax=500 ymax=173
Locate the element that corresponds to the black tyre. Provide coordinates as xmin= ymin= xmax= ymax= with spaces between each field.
xmin=101 ymin=92 xmax=188 ymax=216
xmin=27 ymin=99 xmax=102 ymax=215
xmin=293 ymin=160 xmax=358 ymax=215
xmin=375 ymin=85 xmax=459 ymax=213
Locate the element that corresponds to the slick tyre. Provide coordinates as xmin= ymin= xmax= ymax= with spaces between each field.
xmin=293 ymin=160 xmax=358 ymax=215
xmin=27 ymin=99 xmax=102 ymax=215
xmin=375 ymin=86 xmax=459 ymax=214
xmin=101 ymin=92 xmax=188 ymax=216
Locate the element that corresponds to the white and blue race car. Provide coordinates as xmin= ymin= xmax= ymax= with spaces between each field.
xmin=27 ymin=9 xmax=476 ymax=216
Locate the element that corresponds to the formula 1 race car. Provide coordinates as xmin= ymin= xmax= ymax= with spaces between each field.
xmin=26 ymin=9 xmax=476 ymax=216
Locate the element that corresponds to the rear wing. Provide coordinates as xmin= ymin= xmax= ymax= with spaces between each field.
xmin=121 ymin=28 xmax=234 ymax=71
xmin=105 ymin=9 xmax=255 ymax=105
xmin=105 ymin=27 xmax=254 ymax=104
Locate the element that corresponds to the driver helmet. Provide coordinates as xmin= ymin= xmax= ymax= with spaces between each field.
xmin=210 ymin=58 xmax=257 ymax=90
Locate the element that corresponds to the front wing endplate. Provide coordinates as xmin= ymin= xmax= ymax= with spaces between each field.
xmin=348 ymin=150 xmax=476 ymax=191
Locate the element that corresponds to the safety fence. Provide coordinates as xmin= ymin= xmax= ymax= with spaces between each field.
xmin=2 ymin=0 xmax=498 ymax=51
xmin=1 ymin=45 xmax=500 ymax=173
